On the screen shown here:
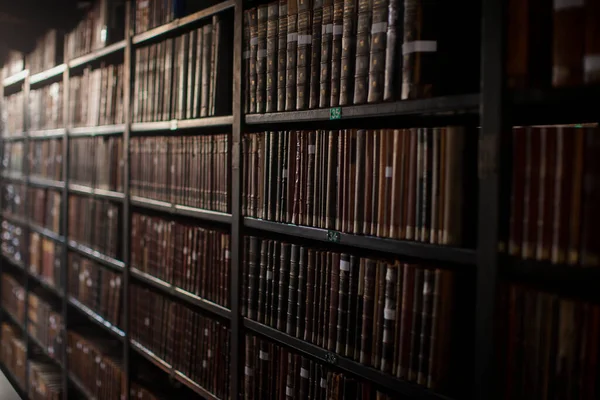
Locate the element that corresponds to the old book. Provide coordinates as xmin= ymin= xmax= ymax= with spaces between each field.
xmin=266 ymin=3 xmax=280 ymax=112
xmin=536 ymin=127 xmax=557 ymax=261
xmin=383 ymin=0 xmax=401 ymax=100
xmin=295 ymin=246 xmax=308 ymax=338
xmin=335 ymin=254 xmax=350 ymax=354
xmin=353 ymin=129 xmax=366 ymax=234
xmin=581 ymin=127 xmax=600 ymax=267
xmin=381 ymin=263 xmax=397 ymax=374
xmin=277 ymin=0 xmax=289 ymax=111
xmin=309 ymin=0 xmax=324 ymax=108
xmin=442 ymin=127 xmax=465 ymax=245
xmin=286 ymin=0 xmax=299 ymax=110
xmin=339 ymin=0 xmax=356 ymax=105
xmin=329 ymin=0 xmax=344 ymax=106
xmin=303 ymin=249 xmax=316 ymax=342
xmin=201 ymin=23 xmax=214 ymax=117
xmin=584 ymin=0 xmax=600 ymax=84
xmin=257 ymin=5 xmax=269 ymax=113
xmin=287 ymin=244 xmax=300 ymax=335
xmin=553 ymin=0 xmax=585 ymax=87
xmin=359 ymin=259 xmax=376 ymax=365
xmin=258 ymin=240 xmax=268 ymax=324
xmin=296 ymin=0 xmax=312 ymax=109
xmin=566 ymin=128 xmax=585 ymax=266
xmin=367 ymin=0 xmax=388 ymax=103
xmin=522 ymin=127 xmax=541 ymax=260
xmin=319 ymin=0 xmax=334 ymax=107
xmin=327 ymin=253 xmax=341 ymax=351
xmin=244 ymin=11 xmax=252 ymax=114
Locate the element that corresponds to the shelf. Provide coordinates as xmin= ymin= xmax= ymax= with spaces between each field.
xmin=244 ymin=218 xmax=477 ymax=265
xmin=132 ymin=0 xmax=235 ymax=45
xmin=68 ymin=372 xmax=95 ymax=399
xmin=69 ymin=124 xmax=125 ymax=137
xmin=130 ymin=340 xmax=221 ymax=400
xmin=68 ymin=184 xmax=125 ymax=201
xmin=28 ymin=222 xmax=64 ymax=243
xmin=130 ymin=115 xmax=233 ymax=132
xmin=244 ymin=319 xmax=452 ymax=400
xmin=67 ymin=240 xmax=125 ymax=272
xmin=28 ymin=176 xmax=65 ymax=190
xmin=245 ymin=94 xmax=479 ymax=125
xmin=1 ymin=212 xmax=28 ymax=227
xmin=2 ymin=69 xmax=28 ymax=88
xmin=2 ymin=256 xmax=25 ymax=271
xmin=131 ymin=196 xmax=232 ymax=224
xmin=1 ymin=308 xmax=25 ymax=331
xmin=131 ymin=268 xmax=231 ymax=320
xmin=28 ymin=271 xmax=64 ymax=298
xmin=69 ymin=40 xmax=127 ymax=68
xmin=29 ymin=64 xmax=66 ymax=85
xmin=28 ymin=332 xmax=64 ymax=368
xmin=1 ymin=135 xmax=26 ymax=142
xmin=68 ymin=296 xmax=125 ymax=340
xmin=1 ymin=171 xmax=26 ymax=183
xmin=28 ymin=128 xmax=66 ymax=139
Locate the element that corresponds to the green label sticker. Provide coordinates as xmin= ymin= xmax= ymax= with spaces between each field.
xmin=327 ymin=230 xmax=341 ymax=243
xmin=329 ymin=107 xmax=341 ymax=120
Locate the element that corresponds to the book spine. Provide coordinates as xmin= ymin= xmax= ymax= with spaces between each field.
xmin=319 ymin=0 xmax=334 ymax=107
xmin=339 ymin=0 xmax=356 ymax=106
xmin=286 ymin=0 xmax=299 ymax=110
xmin=552 ymin=0 xmax=585 ymax=87
xmin=295 ymin=246 xmax=307 ymax=338
xmin=296 ymin=0 xmax=312 ymax=110
xmin=286 ymin=244 xmax=300 ymax=335
xmin=249 ymin=9 xmax=259 ymax=114
xmin=329 ymin=0 xmax=344 ymax=106
xmin=367 ymin=0 xmax=388 ymax=103
xmin=244 ymin=11 xmax=251 ymax=114
xmin=266 ymin=3 xmax=280 ymax=113
xmin=308 ymin=0 xmax=324 ymax=109
xmin=256 ymin=6 xmax=269 ymax=114
xmin=383 ymin=0 xmax=401 ymax=101
xmin=277 ymin=0 xmax=289 ymax=112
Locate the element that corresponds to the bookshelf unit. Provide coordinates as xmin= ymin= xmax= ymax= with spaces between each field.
xmin=1 ymin=0 xmax=598 ymax=399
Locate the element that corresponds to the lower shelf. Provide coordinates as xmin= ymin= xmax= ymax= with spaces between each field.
xmin=67 ymin=297 xmax=125 ymax=340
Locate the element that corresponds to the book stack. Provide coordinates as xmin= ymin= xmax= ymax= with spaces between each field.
xmin=3 ymin=92 xmax=24 ymax=136
xmin=27 ymin=29 xmax=63 ymax=75
xmin=1 ymin=274 xmax=26 ymax=323
xmin=69 ymin=63 xmax=125 ymax=127
xmin=27 ymin=360 xmax=62 ymax=400
xmin=29 ymin=138 xmax=63 ymax=181
xmin=69 ymin=136 xmax=124 ymax=191
xmin=242 ymin=236 xmax=458 ymax=391
xmin=507 ymin=0 xmax=600 ymax=88
xmin=243 ymin=127 xmax=471 ymax=245
xmin=68 ymin=253 xmax=122 ymax=327
xmin=68 ymin=195 xmax=121 ymax=259
xmin=67 ymin=330 xmax=125 ymax=400
xmin=133 ymin=0 xmax=180 ymax=34
xmin=29 ymin=233 xmax=63 ymax=290
xmin=29 ymin=83 xmax=63 ymax=131
xmin=2 ymin=141 xmax=24 ymax=175
xmin=1 ymin=221 xmax=26 ymax=265
xmin=28 ymin=188 xmax=61 ymax=234
xmin=130 ymin=285 xmax=230 ymax=398
xmin=244 ymin=0 xmax=476 ymax=113
xmin=130 ymin=135 xmax=229 ymax=212
xmin=2 ymin=183 xmax=27 ymax=218
xmin=132 ymin=15 xmax=233 ymax=123
xmin=131 ymin=212 xmax=231 ymax=307
xmin=2 ymin=51 xmax=24 ymax=78
xmin=244 ymin=334 xmax=395 ymax=399
xmin=27 ymin=293 xmax=63 ymax=362
xmin=0 ymin=323 xmax=26 ymax=388
xmin=505 ymin=285 xmax=600 ymax=398
xmin=66 ymin=0 xmax=125 ymax=60
xmin=508 ymin=125 xmax=600 ymax=266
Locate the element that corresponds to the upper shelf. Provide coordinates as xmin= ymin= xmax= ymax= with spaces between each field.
xmin=130 ymin=116 xmax=233 ymax=133
xmin=68 ymin=40 xmax=127 ymax=69
xmin=2 ymin=70 xmax=28 ymax=88
xmin=29 ymin=64 xmax=66 ymax=85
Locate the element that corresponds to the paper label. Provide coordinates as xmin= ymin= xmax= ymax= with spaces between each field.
xmin=260 ymin=350 xmax=269 ymax=360
xmin=203 ymin=360 xmax=208 ymax=368
xmin=340 ymin=260 xmax=350 ymax=271
xmin=287 ymin=32 xmax=298 ymax=42
xmin=282 ymin=168 xmax=288 ymax=178
xmin=402 ymin=40 xmax=437 ymax=55
xmin=300 ymin=368 xmax=309 ymax=378
xmin=245 ymin=367 xmax=253 ymax=376
xmin=286 ymin=387 xmax=294 ymax=396
xmin=371 ymin=22 xmax=387 ymax=34
xmin=298 ymin=34 xmax=312 ymax=45
xmin=205 ymin=328 xmax=209 ymax=336
xmin=385 ymin=166 xmax=393 ymax=178
xmin=323 ymin=24 xmax=333 ymax=34
xmin=144 ymin=317 xmax=150 ymax=326
xmin=225 ymin=250 xmax=231 ymax=259
xmin=554 ymin=0 xmax=584 ymax=9
xmin=384 ymin=308 xmax=396 ymax=320
xmin=115 ymin=277 xmax=121 ymax=286
xmin=584 ymin=54 xmax=600 ymax=74
xmin=267 ymin=270 xmax=273 ymax=280
xmin=257 ymin=49 xmax=267 ymax=58
xmin=308 ymin=145 xmax=316 ymax=154
xmin=320 ymin=378 xmax=327 ymax=388
xmin=250 ymin=37 xmax=259 ymax=46
xmin=333 ymin=24 xmax=343 ymax=35
xmin=96 ymin=356 xmax=101 ymax=364
xmin=243 ymin=50 xmax=251 ymax=60
xmin=207 ymin=349 xmax=212 ymax=358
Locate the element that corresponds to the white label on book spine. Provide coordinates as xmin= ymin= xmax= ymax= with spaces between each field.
xmin=225 ymin=250 xmax=231 ymax=259
xmin=298 ymin=34 xmax=312 ymax=45
xmin=340 ymin=259 xmax=350 ymax=271
xmin=286 ymin=387 xmax=294 ymax=396
xmin=260 ymin=350 xmax=269 ymax=360
xmin=323 ymin=24 xmax=333 ymax=34
xmin=251 ymin=37 xmax=259 ymax=45
xmin=96 ymin=356 xmax=101 ymax=364
xmin=288 ymin=32 xmax=298 ymax=42
xmin=333 ymin=24 xmax=343 ymax=35
xmin=205 ymin=328 xmax=209 ymax=336
xmin=554 ymin=0 xmax=584 ymax=9
xmin=402 ymin=40 xmax=438 ymax=55
xmin=208 ymin=349 xmax=212 ymax=358
xmin=384 ymin=308 xmax=396 ymax=320
xmin=282 ymin=168 xmax=288 ymax=178
xmin=267 ymin=270 xmax=274 ymax=280
xmin=584 ymin=54 xmax=600 ymax=74
xmin=320 ymin=378 xmax=327 ymax=388
xmin=385 ymin=166 xmax=393 ymax=178
xmin=308 ymin=145 xmax=316 ymax=154
xmin=300 ymin=368 xmax=309 ymax=378
xmin=245 ymin=367 xmax=254 ymax=376
xmin=257 ymin=49 xmax=267 ymax=58
xmin=243 ymin=50 xmax=251 ymax=60
xmin=144 ymin=317 xmax=150 ymax=326
xmin=371 ymin=22 xmax=388 ymax=34
xmin=203 ymin=360 xmax=208 ymax=368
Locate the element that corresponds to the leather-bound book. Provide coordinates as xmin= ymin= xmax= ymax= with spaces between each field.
xmin=522 ymin=128 xmax=541 ymax=260
xmin=244 ymin=11 xmax=251 ymax=114
xmin=408 ymin=266 xmax=424 ymax=381
xmin=286 ymin=0 xmax=299 ymax=110
xmin=401 ymin=0 xmax=438 ymax=99
xmin=286 ymin=131 xmax=298 ymax=223
xmin=585 ymin=0 xmax=600 ymax=84
xmin=344 ymin=255 xmax=360 ymax=358
xmin=359 ymin=259 xmax=376 ymax=365
xmin=309 ymin=0 xmax=324 ymax=108
xmin=257 ymin=5 xmax=269 ymax=113
xmin=329 ymin=0 xmax=344 ymax=106
xmin=442 ymin=126 xmax=464 ymax=246
xmin=316 ymin=251 xmax=327 ymax=346
xmin=336 ymin=131 xmax=347 ymax=230
xmin=277 ymin=0 xmax=289 ymax=111
xmin=421 ymin=128 xmax=432 ymax=242
xmin=371 ymin=262 xmax=386 ymax=369
xmin=416 ymin=268 xmax=434 ymax=385
xmin=380 ymin=263 xmax=397 ymax=374
xmin=345 ymin=130 xmax=357 ymax=231
xmin=319 ymin=0 xmax=334 ymax=107
xmin=312 ymin=131 xmax=323 ymax=226
xmin=326 ymin=130 xmax=338 ymax=229
xmin=268 ymin=132 xmax=279 ymax=221
xmin=536 ymin=127 xmax=557 ymax=261
xmin=291 ymin=131 xmax=303 ymax=224
xmin=339 ymin=0 xmax=357 ymax=105
xmin=389 ymin=129 xmax=405 ymax=238
xmin=335 ymin=253 xmax=350 ymax=354
xmin=383 ymin=0 xmax=401 ymax=100
xmin=363 ymin=132 xmax=374 ymax=234
xmin=397 ymin=263 xmax=415 ymax=378
xmin=327 ymin=253 xmax=341 ymax=351
xmin=367 ymin=0 xmax=388 ymax=103
xmin=295 ymin=246 xmax=308 ymax=338
xmin=553 ymin=0 xmax=585 ymax=87
xmin=305 ymin=131 xmax=317 ymax=227
xmin=201 ymin=23 xmax=214 ymax=117
xmin=267 ymin=3 xmax=280 ymax=112
xmin=370 ymin=130 xmax=381 ymax=235
xmin=257 ymin=240 xmax=268 ymax=324
xmin=303 ymin=249 xmax=316 ymax=342
xmin=249 ymin=9 xmax=259 ymax=113
xmin=429 ymin=128 xmax=441 ymax=244
xmin=580 ymin=127 xmax=600 ymax=267
xmin=566 ymin=128 xmax=585 ymax=266
xmin=277 ymin=243 xmax=290 ymax=330
xmin=278 ymin=132 xmax=289 ymax=222
xmin=287 ymin=244 xmax=300 ymax=335
xmin=296 ymin=0 xmax=312 ymax=110
xmin=353 ymin=129 xmax=366 ymax=234
xmin=312 ymin=251 xmax=322 ymax=344
xmin=322 ymin=252 xmax=333 ymax=348
xmin=269 ymin=241 xmax=281 ymax=327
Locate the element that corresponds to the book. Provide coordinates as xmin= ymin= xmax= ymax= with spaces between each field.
xmin=29 ymin=82 xmax=63 ymax=131
xmin=0 ymin=323 xmax=27 ymax=388
xmin=1 ymin=274 xmax=26 ymax=324
xmin=29 ymin=138 xmax=63 ymax=182
xmin=28 ymin=187 xmax=61 ymax=234
xmin=29 ymin=233 xmax=63 ymax=291
xmin=3 ymin=92 xmax=25 ymax=136
xmin=2 ymin=141 xmax=25 ymax=175
xmin=2 ymin=182 xmax=27 ymax=218
xmin=27 ymin=292 xmax=64 ymax=362
xmin=69 ymin=136 xmax=123 ymax=191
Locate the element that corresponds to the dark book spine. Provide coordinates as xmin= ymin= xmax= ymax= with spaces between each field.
xmin=359 ymin=259 xmax=376 ymax=365
xmin=383 ymin=0 xmax=401 ymax=101
xmin=277 ymin=243 xmax=290 ymax=331
xmin=408 ymin=266 xmax=424 ymax=381
xmin=296 ymin=0 xmax=312 ymax=110
xmin=303 ymin=249 xmax=316 ymax=342
xmin=286 ymin=0 xmax=299 ymax=110
xmin=286 ymin=244 xmax=300 ymax=335
xmin=339 ymin=0 xmax=356 ymax=106
xmin=257 ymin=5 xmax=269 ymax=113
xmin=380 ymin=263 xmax=397 ymax=373
xmin=279 ymin=132 xmax=290 ymax=222
xmin=277 ymin=0 xmax=289 ymax=112
xmin=309 ymin=0 xmax=324 ymax=109
xmin=327 ymin=253 xmax=341 ymax=351
xmin=367 ymin=0 xmax=388 ymax=103
xmin=257 ymin=240 xmax=268 ymax=323
xmin=249 ymin=9 xmax=259 ymax=114
xmin=266 ymin=3 xmax=280 ymax=113
xmin=295 ymin=246 xmax=307 ymax=338
xmin=329 ymin=0 xmax=344 ymax=106
xmin=269 ymin=241 xmax=281 ymax=327
xmin=417 ymin=268 xmax=434 ymax=385
xmin=244 ymin=11 xmax=252 ymax=114
xmin=335 ymin=253 xmax=350 ymax=354
xmin=319 ymin=0 xmax=334 ymax=107
xmin=305 ymin=132 xmax=316 ymax=225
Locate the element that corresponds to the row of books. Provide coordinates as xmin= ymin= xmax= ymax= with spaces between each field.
xmin=29 ymin=188 xmax=61 ymax=234
xmin=1 ymin=274 xmax=26 ymax=324
xmin=68 ymin=252 xmax=122 ymax=328
xmin=28 ymin=360 xmax=62 ymax=400
xmin=508 ymin=126 xmax=600 ymax=266
xmin=243 ymin=0 xmax=475 ymax=113
xmin=65 ymin=0 xmax=125 ymax=60
xmin=508 ymin=0 xmax=600 ymax=88
xmin=133 ymin=15 xmax=232 ymax=123
xmin=68 ymin=195 xmax=121 ymax=260
xmin=69 ymin=63 xmax=125 ymax=127
xmin=505 ymin=285 xmax=600 ymax=399
xmin=29 ymin=232 xmax=63 ymax=291
xmin=0 ymin=323 xmax=26 ymax=389
xmin=29 ymin=138 xmax=63 ymax=182
xmin=27 ymin=30 xmax=63 ymax=75
xmin=244 ymin=334 xmax=395 ymax=400
xmin=131 ymin=212 xmax=231 ymax=307
xmin=133 ymin=0 xmax=181 ymax=34
xmin=29 ymin=83 xmax=63 ymax=132
xmin=2 ymin=183 xmax=26 ymax=218
xmin=2 ymin=51 xmax=24 ymax=79
xmin=242 ymin=237 xmax=457 ymax=391
xmin=1 ymin=221 xmax=26 ymax=266
xmin=3 ymin=141 xmax=24 ymax=174
xmin=130 ymin=135 xmax=229 ymax=212
xmin=2 ymin=92 xmax=24 ymax=136
xmin=27 ymin=292 xmax=63 ymax=363
xmin=67 ymin=330 xmax=124 ymax=400
xmin=130 ymin=284 xmax=230 ymax=398
xmin=69 ymin=136 xmax=124 ymax=192
xmin=243 ymin=127 xmax=469 ymax=245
